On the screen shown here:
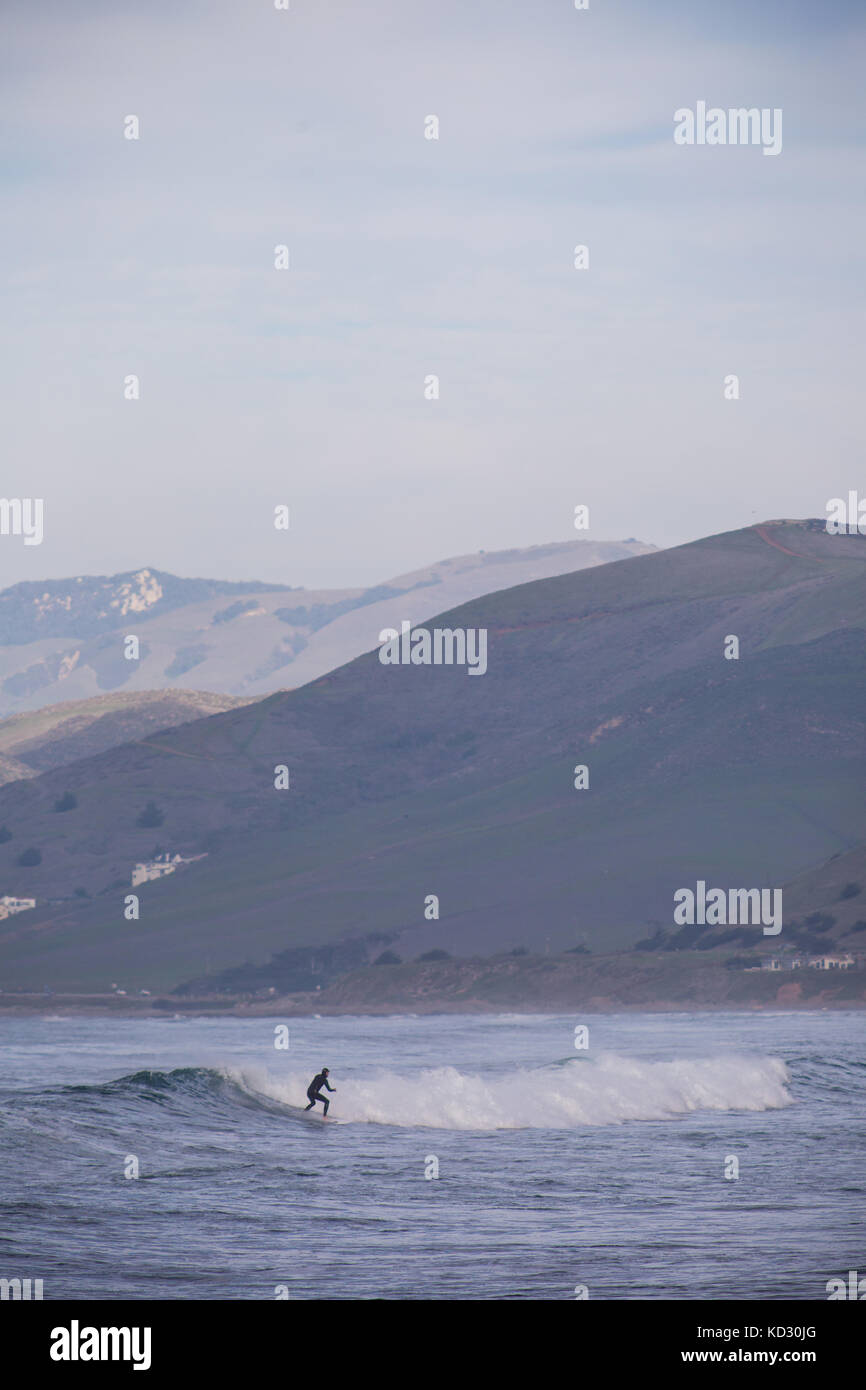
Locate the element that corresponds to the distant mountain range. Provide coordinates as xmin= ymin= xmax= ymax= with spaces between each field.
xmin=0 ymin=518 xmax=862 ymax=994
xmin=0 ymin=539 xmax=654 ymax=714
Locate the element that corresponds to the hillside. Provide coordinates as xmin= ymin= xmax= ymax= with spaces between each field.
xmin=170 ymin=841 xmax=866 ymax=1000
xmin=0 ymin=690 xmax=248 ymax=786
xmin=0 ymin=539 xmax=653 ymax=714
xmin=301 ymin=949 xmax=866 ymax=1014
xmin=0 ymin=519 xmax=863 ymax=993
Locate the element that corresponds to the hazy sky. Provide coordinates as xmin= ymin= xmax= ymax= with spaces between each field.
xmin=2 ymin=0 xmax=864 ymax=590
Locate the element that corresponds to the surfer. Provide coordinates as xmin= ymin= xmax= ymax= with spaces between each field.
xmin=304 ymin=1068 xmax=336 ymax=1115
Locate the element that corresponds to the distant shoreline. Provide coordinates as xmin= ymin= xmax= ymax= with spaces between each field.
xmin=1 ymin=994 xmax=864 ymax=1019
xmin=4 ymin=947 xmax=864 ymax=1018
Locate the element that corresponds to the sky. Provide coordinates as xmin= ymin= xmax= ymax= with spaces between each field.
xmin=1 ymin=0 xmax=864 ymax=590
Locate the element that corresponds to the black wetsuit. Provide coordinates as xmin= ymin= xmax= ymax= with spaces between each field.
xmin=305 ymin=1073 xmax=335 ymax=1113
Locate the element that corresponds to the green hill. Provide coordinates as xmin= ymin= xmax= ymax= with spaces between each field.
xmin=0 ymin=690 xmax=248 ymax=785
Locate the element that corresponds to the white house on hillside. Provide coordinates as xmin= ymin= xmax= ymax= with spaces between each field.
xmin=0 ymin=895 xmax=36 ymax=919
xmin=810 ymin=953 xmax=855 ymax=970
xmin=760 ymin=953 xmax=856 ymax=972
xmin=131 ymin=852 xmax=207 ymax=887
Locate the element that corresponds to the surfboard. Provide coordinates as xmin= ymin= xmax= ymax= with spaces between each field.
xmin=288 ymin=1105 xmax=343 ymax=1124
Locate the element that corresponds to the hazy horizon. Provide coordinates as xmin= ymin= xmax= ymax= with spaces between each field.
xmin=2 ymin=0 xmax=864 ymax=591
xmin=0 ymin=529 xmax=661 ymax=593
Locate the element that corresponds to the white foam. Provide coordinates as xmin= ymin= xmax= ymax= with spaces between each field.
xmin=229 ymin=1053 xmax=792 ymax=1130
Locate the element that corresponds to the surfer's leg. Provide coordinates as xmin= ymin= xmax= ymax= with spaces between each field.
xmin=322 ymin=1097 xmax=329 ymax=1115
xmin=304 ymin=1098 xmax=315 ymax=1110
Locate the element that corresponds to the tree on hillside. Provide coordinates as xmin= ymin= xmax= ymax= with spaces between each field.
xmin=136 ymin=801 xmax=164 ymax=828
xmin=54 ymin=791 xmax=78 ymax=812
xmin=18 ymin=847 xmax=42 ymax=866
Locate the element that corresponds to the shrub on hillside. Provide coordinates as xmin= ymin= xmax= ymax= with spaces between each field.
xmin=805 ymin=912 xmax=836 ymax=932
xmin=725 ymin=955 xmax=759 ymax=970
xmin=635 ymin=928 xmax=668 ymax=951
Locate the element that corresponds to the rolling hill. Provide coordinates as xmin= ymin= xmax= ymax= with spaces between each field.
xmin=0 ymin=518 xmax=863 ymax=993
xmin=0 ymin=691 xmax=248 ymax=786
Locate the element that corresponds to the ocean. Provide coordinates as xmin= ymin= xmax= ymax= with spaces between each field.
xmin=0 ymin=1009 xmax=862 ymax=1301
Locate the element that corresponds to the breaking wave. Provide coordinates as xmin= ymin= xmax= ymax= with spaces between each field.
xmin=229 ymin=1052 xmax=792 ymax=1130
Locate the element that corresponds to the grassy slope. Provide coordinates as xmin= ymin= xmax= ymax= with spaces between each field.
xmin=0 ymin=690 xmax=248 ymax=782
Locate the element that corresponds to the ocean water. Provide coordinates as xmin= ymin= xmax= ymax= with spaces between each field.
xmin=0 ymin=1010 xmax=862 ymax=1301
